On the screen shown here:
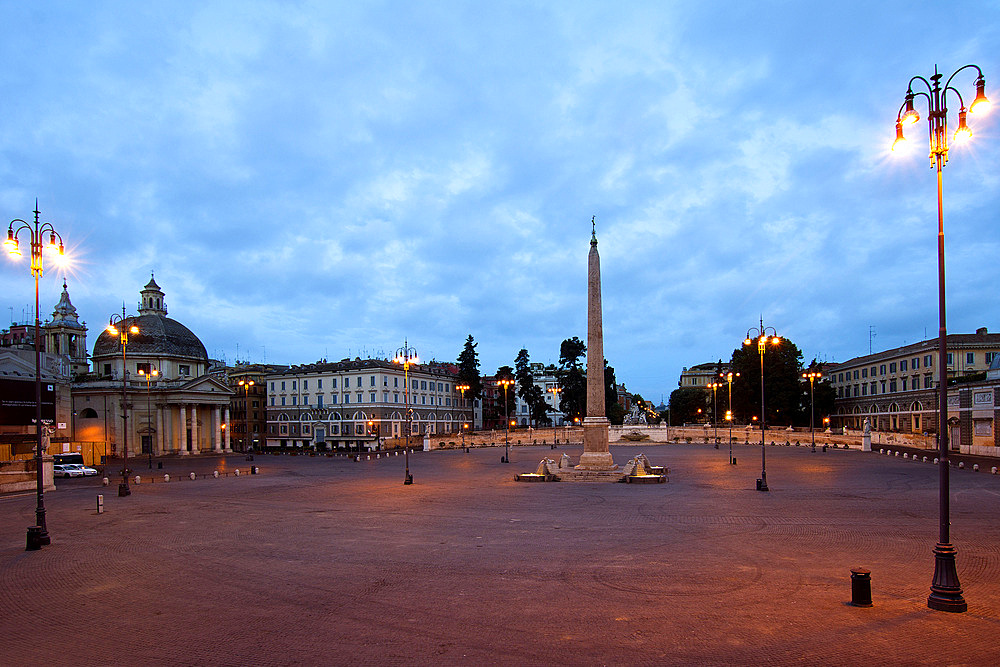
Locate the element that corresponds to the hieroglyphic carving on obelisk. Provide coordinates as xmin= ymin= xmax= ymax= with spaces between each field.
xmin=576 ymin=217 xmax=617 ymax=470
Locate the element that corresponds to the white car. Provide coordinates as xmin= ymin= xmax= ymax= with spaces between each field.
xmin=53 ymin=464 xmax=84 ymax=478
xmin=65 ymin=463 xmax=99 ymax=476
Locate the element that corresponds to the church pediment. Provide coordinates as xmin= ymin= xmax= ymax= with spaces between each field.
xmin=177 ymin=375 xmax=233 ymax=394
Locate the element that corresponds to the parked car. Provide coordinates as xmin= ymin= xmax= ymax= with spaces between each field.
xmin=65 ymin=463 xmax=99 ymax=476
xmin=53 ymin=464 xmax=84 ymax=478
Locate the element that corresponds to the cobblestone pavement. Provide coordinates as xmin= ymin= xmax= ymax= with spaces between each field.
xmin=3 ymin=443 xmax=1000 ymax=665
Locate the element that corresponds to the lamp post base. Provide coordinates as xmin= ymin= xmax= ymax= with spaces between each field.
xmin=928 ymin=542 xmax=967 ymax=612
xmin=118 ymin=482 xmax=131 ymax=497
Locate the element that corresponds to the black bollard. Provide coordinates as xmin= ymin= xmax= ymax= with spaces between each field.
xmin=850 ymin=568 xmax=873 ymax=607
xmin=26 ymin=525 xmax=43 ymax=551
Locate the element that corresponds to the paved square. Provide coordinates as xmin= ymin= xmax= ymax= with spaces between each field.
xmin=2 ymin=443 xmax=999 ymax=665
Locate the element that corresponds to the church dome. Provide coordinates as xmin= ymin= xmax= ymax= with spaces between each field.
xmin=93 ymin=314 xmax=208 ymax=361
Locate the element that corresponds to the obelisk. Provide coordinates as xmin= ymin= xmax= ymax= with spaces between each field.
xmin=576 ymin=217 xmax=617 ymax=470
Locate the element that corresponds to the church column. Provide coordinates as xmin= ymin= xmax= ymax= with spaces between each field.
xmin=224 ymin=407 xmax=232 ymax=452
xmin=179 ymin=404 xmax=188 ymax=455
xmin=213 ymin=406 xmax=223 ymax=452
xmin=190 ymin=405 xmax=199 ymax=454
xmin=156 ymin=402 xmax=164 ymax=455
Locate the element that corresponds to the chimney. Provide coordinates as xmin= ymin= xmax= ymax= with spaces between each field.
xmin=977 ymin=327 xmax=988 ymax=335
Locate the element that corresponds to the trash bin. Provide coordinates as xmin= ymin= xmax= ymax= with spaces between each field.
xmin=850 ymin=568 xmax=872 ymax=607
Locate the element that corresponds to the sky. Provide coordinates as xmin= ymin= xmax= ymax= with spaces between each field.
xmin=2 ymin=1 xmax=999 ymax=404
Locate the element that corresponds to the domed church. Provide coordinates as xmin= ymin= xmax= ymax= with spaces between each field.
xmin=73 ymin=276 xmax=233 ymax=457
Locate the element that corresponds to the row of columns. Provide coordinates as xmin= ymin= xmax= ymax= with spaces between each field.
xmin=137 ymin=403 xmax=231 ymax=455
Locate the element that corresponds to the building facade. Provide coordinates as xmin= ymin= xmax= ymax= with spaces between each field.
xmin=264 ymin=358 xmax=472 ymax=450
xmin=72 ymin=277 xmax=233 ymax=458
xmin=678 ymin=362 xmax=730 ymax=389
xmin=226 ymin=363 xmax=288 ymax=452
xmin=828 ymin=328 xmax=1000 ymax=439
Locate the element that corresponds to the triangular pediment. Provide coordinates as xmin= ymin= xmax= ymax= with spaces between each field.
xmin=177 ymin=374 xmax=232 ymax=394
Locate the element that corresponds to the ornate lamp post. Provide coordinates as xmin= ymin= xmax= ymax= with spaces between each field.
xmin=723 ymin=371 xmax=739 ymax=465
xmin=803 ymin=372 xmax=821 ymax=453
xmin=393 ymin=340 xmax=417 ymax=484
xmin=498 ymin=377 xmax=515 ymax=463
xmin=707 ymin=381 xmax=722 ymax=448
xmin=893 ymin=63 xmax=990 ymax=614
xmin=5 ymin=202 xmax=66 ymax=550
xmin=547 ymin=385 xmax=562 ymax=445
xmin=107 ymin=308 xmax=139 ymax=497
xmin=744 ymin=318 xmax=780 ymax=492
xmin=238 ymin=379 xmax=255 ymax=454
xmin=456 ymin=384 xmax=470 ymax=451
xmin=138 ymin=367 xmax=158 ymax=468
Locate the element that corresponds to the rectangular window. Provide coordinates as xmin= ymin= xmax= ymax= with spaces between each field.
xmin=862 ymin=384 xmax=868 ymax=396
xmin=871 ymin=367 xmax=877 ymax=377
xmin=880 ymin=364 xmax=886 ymax=375
xmin=446 ymin=397 xmax=451 ymax=406
xmin=924 ymin=374 xmax=933 ymax=389
xmin=947 ymin=353 xmax=954 ymax=365
xmin=370 ymin=393 xmax=376 ymax=403
xmin=179 ymin=364 xmax=190 ymax=376
xmin=281 ymin=381 xmax=286 ymax=391
xmin=853 ymin=385 xmax=859 ymax=397
xmin=371 ymin=376 xmax=376 ymax=387
xmin=357 ymin=393 xmax=362 ymax=403
xmin=901 ymin=378 xmax=908 ymax=391
xmin=889 ymin=362 xmax=896 ymax=373
xmin=317 ymin=395 xmax=324 ymax=407
xmin=303 ymin=394 xmax=309 ymax=405
xmin=421 ymin=381 xmax=427 ymax=390
xmin=853 ymin=370 xmax=859 ymax=380
xmin=966 ymin=352 xmax=975 ymax=364
xmin=318 ymin=379 xmax=322 ymax=388
xmin=270 ymin=382 xmax=275 ymax=391
xmin=987 ymin=352 xmax=997 ymax=364
xmin=103 ymin=363 xmax=112 ymax=376
xmin=281 ymin=397 xmax=286 ymax=406
xmin=438 ymin=383 xmax=444 ymax=392
xmin=303 ymin=380 xmax=308 ymax=390
xmin=383 ymin=392 xmax=389 ymax=402
xmin=880 ymin=381 xmax=886 ymax=393
xmin=871 ymin=382 xmax=878 ymax=395
xmin=913 ymin=357 xmax=920 ymax=369
xmin=345 ymin=377 xmax=350 ymax=388
xmin=861 ymin=368 xmax=868 ymax=378
xmin=900 ymin=360 xmax=908 ymax=372
xmin=422 ymin=396 xmax=426 ymax=405
xmin=394 ymin=393 xmax=399 ymax=403
xmin=331 ymin=378 xmax=337 ymax=388
xmin=889 ymin=379 xmax=897 ymax=392
xmin=344 ymin=395 xmax=350 ymax=404
xmin=838 ymin=373 xmax=844 ymax=383
xmin=292 ymin=380 xmax=297 ymax=390
xmin=331 ymin=395 xmax=338 ymax=404
xmin=292 ymin=396 xmax=297 ymax=405
xmin=394 ymin=377 xmax=399 ymax=387
xmin=270 ymin=397 xmax=275 ymax=406
xmin=925 ymin=355 xmax=933 ymax=367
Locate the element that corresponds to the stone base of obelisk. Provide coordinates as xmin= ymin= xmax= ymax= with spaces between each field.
xmin=575 ymin=417 xmax=618 ymax=471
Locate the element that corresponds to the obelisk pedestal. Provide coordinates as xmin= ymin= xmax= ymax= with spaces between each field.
xmin=576 ymin=219 xmax=617 ymax=471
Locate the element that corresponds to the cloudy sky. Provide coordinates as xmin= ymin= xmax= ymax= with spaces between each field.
xmin=2 ymin=1 xmax=999 ymax=402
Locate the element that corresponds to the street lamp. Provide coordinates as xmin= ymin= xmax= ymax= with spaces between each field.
xmin=803 ymin=372 xmax=821 ymax=453
xmin=498 ymin=377 xmax=515 ymax=463
xmin=393 ymin=340 xmax=417 ymax=484
xmin=893 ymin=63 xmax=990 ymax=614
xmin=107 ymin=307 xmax=140 ymax=497
xmin=707 ymin=382 xmax=722 ymax=448
xmin=238 ymin=379 xmax=255 ymax=455
xmin=456 ymin=384 xmax=470 ymax=451
xmin=744 ymin=318 xmax=780 ymax=492
xmin=138 ymin=367 xmax=158 ymax=468
xmin=723 ymin=371 xmax=739 ymax=465
xmin=5 ymin=201 xmax=66 ymax=550
xmin=547 ymin=385 xmax=562 ymax=445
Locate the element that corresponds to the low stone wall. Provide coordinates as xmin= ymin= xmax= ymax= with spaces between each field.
xmin=0 ymin=457 xmax=55 ymax=494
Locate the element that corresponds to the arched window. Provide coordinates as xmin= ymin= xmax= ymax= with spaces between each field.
xmin=79 ymin=408 xmax=98 ymax=418
xmin=278 ymin=413 xmax=289 ymax=421
xmin=301 ymin=413 xmax=312 ymax=421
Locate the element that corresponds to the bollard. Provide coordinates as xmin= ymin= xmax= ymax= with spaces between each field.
xmin=879 ymin=449 xmax=884 ymax=454
xmin=822 ymin=445 xmax=828 ymax=452
xmin=992 ymin=467 xmax=998 ymax=475
xmin=164 ymin=474 xmax=170 ymax=482
xmin=958 ymin=462 xmax=964 ymax=469
xmin=97 ymin=494 xmax=104 ymax=514
xmin=973 ymin=464 xmax=979 ymax=472
xmin=190 ymin=472 xmax=196 ymax=480
xmin=235 ymin=469 xmax=240 ymax=476
xmin=251 ymin=466 xmax=258 ymax=474
xmin=134 ymin=475 xmax=141 ymax=485
xmin=934 ymin=458 xmax=939 ymax=464
xmin=731 ymin=457 xmax=737 ymax=465
xmin=213 ymin=471 xmax=219 ymax=478
xmin=923 ymin=456 xmax=928 ymax=462
xmin=850 ymin=568 xmax=873 ymax=607
xmin=102 ymin=477 xmax=109 ymax=486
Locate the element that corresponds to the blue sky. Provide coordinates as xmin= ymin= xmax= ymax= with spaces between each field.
xmin=2 ymin=1 xmax=999 ymax=403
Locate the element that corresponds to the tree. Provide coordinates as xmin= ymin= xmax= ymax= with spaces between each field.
xmin=802 ymin=359 xmax=836 ymax=429
xmin=605 ymin=361 xmax=623 ymax=425
xmin=515 ymin=348 xmax=551 ymax=426
xmin=729 ymin=336 xmax=804 ymax=428
xmin=456 ymin=335 xmax=482 ymax=401
xmin=668 ymin=387 xmax=710 ymax=425
xmin=527 ymin=384 xmax=550 ymax=425
xmin=557 ymin=337 xmax=586 ymax=423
